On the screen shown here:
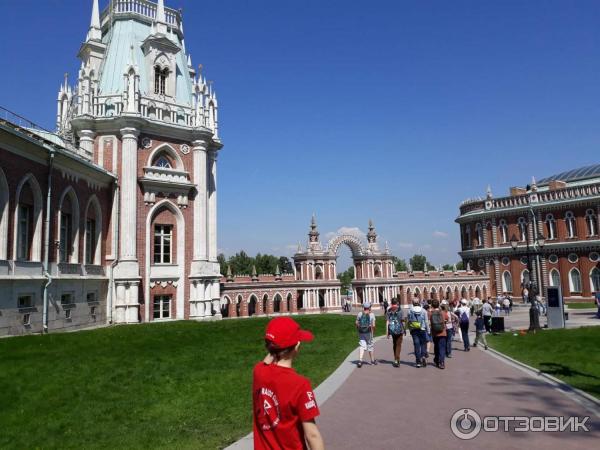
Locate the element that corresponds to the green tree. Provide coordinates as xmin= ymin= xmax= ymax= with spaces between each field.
xmin=337 ymin=267 xmax=355 ymax=294
xmin=391 ymin=256 xmax=408 ymax=272
xmin=456 ymin=261 xmax=465 ymax=270
xmin=278 ymin=256 xmax=293 ymax=274
xmin=217 ymin=253 xmax=227 ymax=275
xmin=442 ymin=264 xmax=453 ymax=271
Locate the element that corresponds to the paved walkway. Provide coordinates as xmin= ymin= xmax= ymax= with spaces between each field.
xmin=318 ymin=331 xmax=599 ymax=449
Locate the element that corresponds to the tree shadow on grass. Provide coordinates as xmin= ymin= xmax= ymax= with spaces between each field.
xmin=539 ymin=362 xmax=600 ymax=380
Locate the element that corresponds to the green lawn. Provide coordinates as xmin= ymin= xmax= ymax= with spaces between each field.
xmin=566 ymin=302 xmax=597 ymax=309
xmin=488 ymin=327 xmax=600 ymax=400
xmin=0 ymin=314 xmax=378 ymax=449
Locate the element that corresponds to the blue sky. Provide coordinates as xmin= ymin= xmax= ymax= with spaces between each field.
xmin=2 ymin=0 xmax=600 ymax=269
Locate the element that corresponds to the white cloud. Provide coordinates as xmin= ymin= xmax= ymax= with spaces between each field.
xmin=325 ymin=226 xmax=366 ymax=241
xmin=397 ymin=242 xmax=414 ymax=249
xmin=433 ymin=231 xmax=448 ymax=238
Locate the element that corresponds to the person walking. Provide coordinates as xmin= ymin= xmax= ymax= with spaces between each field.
xmin=596 ymin=292 xmax=600 ymax=319
xmin=503 ymin=296 xmax=511 ymax=316
xmin=473 ymin=311 xmax=489 ymax=350
xmin=386 ymin=298 xmax=405 ymax=367
xmin=482 ymin=298 xmax=493 ymax=333
xmin=428 ymin=299 xmax=449 ymax=369
xmin=423 ymin=303 xmax=432 ymax=360
xmin=442 ymin=301 xmax=458 ymax=358
xmin=407 ymin=295 xmax=429 ymax=368
xmin=253 ymin=317 xmax=325 ymax=450
xmin=382 ymin=298 xmax=389 ymax=315
xmin=356 ymin=303 xmax=376 ymax=368
xmin=457 ymin=299 xmax=471 ymax=351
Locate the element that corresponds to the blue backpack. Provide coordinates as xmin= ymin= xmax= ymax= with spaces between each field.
xmin=387 ymin=310 xmax=403 ymax=335
xmin=358 ymin=313 xmax=371 ymax=333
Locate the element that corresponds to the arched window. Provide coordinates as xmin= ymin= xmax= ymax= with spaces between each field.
xmin=286 ymin=293 xmax=292 ymax=311
xmin=58 ymin=187 xmax=80 ymax=264
xmin=521 ymin=269 xmax=530 ymax=285
xmin=315 ymin=265 xmax=323 ymax=280
xmin=153 ymin=155 xmax=172 ymax=169
xmin=545 ymin=214 xmax=557 ymax=240
xmin=549 ymin=269 xmax=561 ymax=288
xmin=464 ymin=225 xmax=472 ymax=248
xmin=0 ymin=167 xmax=8 ymax=260
xmin=13 ymin=175 xmax=43 ymax=262
xmin=585 ymin=209 xmax=597 ymax=236
xmin=154 ymin=66 xmax=168 ymax=95
xmin=248 ymin=295 xmax=257 ymax=316
xmin=569 ymin=268 xmax=582 ymax=293
xmin=84 ymin=196 xmax=102 ymax=265
xmin=273 ymin=294 xmax=282 ymax=313
xmin=502 ymin=271 xmax=513 ymax=293
xmin=518 ymin=217 xmax=527 ymax=242
xmin=262 ymin=294 xmax=269 ymax=315
xmin=498 ymin=219 xmax=508 ymax=244
xmin=476 ymin=223 xmax=483 ymax=247
xmin=591 ymin=268 xmax=600 ymax=292
xmin=565 ymin=211 xmax=577 ymax=238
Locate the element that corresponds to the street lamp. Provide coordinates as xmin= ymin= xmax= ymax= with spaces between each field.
xmin=510 ymin=220 xmax=546 ymax=332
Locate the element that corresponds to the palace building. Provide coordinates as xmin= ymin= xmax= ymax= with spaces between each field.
xmin=219 ymin=217 xmax=490 ymax=317
xmin=457 ymin=165 xmax=600 ymax=302
xmin=0 ymin=0 xmax=222 ymax=335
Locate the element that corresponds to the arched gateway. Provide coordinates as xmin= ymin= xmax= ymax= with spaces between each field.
xmin=293 ymin=217 xmax=401 ymax=310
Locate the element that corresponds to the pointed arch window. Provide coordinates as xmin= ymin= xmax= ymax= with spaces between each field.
xmin=464 ymin=225 xmax=472 ymax=249
xmin=502 ymin=271 xmax=513 ymax=293
xmin=154 ymin=66 xmax=169 ymax=95
xmin=585 ymin=209 xmax=597 ymax=236
xmin=498 ymin=219 xmax=508 ymax=244
xmin=518 ymin=217 xmax=527 ymax=242
xmin=569 ymin=268 xmax=582 ymax=293
xmin=545 ymin=214 xmax=557 ymax=240
xmin=17 ymin=204 xmax=31 ymax=260
xmin=565 ymin=211 xmax=577 ymax=238
xmin=476 ymin=223 xmax=483 ymax=247
xmin=153 ymin=155 xmax=172 ymax=169
xmin=549 ymin=269 xmax=561 ymax=288
xmin=590 ymin=268 xmax=600 ymax=292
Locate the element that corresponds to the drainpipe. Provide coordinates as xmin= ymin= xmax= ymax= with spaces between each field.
xmin=42 ymin=151 xmax=56 ymax=334
xmin=107 ymin=182 xmax=120 ymax=324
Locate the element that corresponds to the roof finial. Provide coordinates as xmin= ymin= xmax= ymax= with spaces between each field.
xmin=309 ymin=214 xmax=319 ymax=243
xmin=486 ymin=185 xmax=493 ymax=199
xmin=156 ymin=0 xmax=167 ymax=33
xmin=367 ymin=219 xmax=377 ymax=243
xmin=64 ymin=72 xmax=69 ymax=89
xmin=87 ymin=0 xmax=101 ymax=41
xmin=531 ymin=176 xmax=538 ymax=192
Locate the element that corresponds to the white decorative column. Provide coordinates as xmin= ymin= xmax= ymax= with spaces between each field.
xmin=208 ymin=150 xmax=218 ymax=262
xmin=115 ymin=283 xmax=126 ymax=323
xmin=119 ymin=127 xmax=139 ymax=264
xmin=78 ymin=130 xmax=95 ymax=159
xmin=127 ymin=282 xmax=139 ymax=323
xmin=192 ymin=140 xmax=208 ymax=264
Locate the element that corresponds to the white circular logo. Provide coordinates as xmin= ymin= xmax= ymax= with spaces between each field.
xmin=450 ymin=408 xmax=482 ymax=440
xmin=180 ymin=144 xmax=190 ymax=155
xmin=142 ymin=137 xmax=152 ymax=149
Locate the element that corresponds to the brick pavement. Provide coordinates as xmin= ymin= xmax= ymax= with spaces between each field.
xmin=317 ymin=332 xmax=599 ymax=449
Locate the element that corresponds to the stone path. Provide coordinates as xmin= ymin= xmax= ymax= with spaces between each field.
xmin=317 ymin=332 xmax=599 ymax=449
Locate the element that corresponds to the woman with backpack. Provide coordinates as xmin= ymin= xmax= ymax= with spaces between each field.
xmin=457 ymin=299 xmax=471 ymax=351
xmin=386 ymin=298 xmax=405 ymax=367
xmin=441 ymin=301 xmax=458 ymax=358
xmin=428 ymin=299 xmax=449 ymax=369
xmin=407 ymin=295 xmax=429 ymax=368
xmin=355 ymin=303 xmax=376 ymax=368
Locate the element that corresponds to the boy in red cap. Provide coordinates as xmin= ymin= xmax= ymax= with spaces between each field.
xmin=253 ymin=317 xmax=325 ymax=450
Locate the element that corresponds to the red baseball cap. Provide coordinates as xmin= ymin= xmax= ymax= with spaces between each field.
xmin=265 ymin=317 xmax=314 ymax=348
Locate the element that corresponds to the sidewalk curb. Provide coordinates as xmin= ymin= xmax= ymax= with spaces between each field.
xmin=484 ymin=346 xmax=600 ymax=418
xmin=224 ymin=336 xmax=386 ymax=450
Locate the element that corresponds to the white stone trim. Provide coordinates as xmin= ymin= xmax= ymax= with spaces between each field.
xmin=12 ymin=173 xmax=43 ymax=262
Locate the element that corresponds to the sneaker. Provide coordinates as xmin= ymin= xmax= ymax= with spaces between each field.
xmin=357 ymin=361 xmax=362 ymax=368
xmin=416 ymin=362 xmax=422 ymax=368
xmin=447 ymin=354 xmax=452 ymax=358
xmin=485 ymin=345 xmax=488 ymax=350
xmin=371 ymin=360 xmax=378 ymax=366
xmin=393 ymin=360 xmax=399 ymax=367
xmin=439 ymin=363 xmax=445 ymax=369
xmin=421 ymin=357 xmax=427 ymax=367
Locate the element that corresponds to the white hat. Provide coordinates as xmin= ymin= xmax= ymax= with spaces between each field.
xmin=441 ymin=300 xmax=449 ymax=305
xmin=461 ymin=299 xmax=467 ymax=305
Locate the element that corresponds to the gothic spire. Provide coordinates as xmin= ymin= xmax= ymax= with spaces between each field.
xmin=367 ymin=219 xmax=377 ymax=243
xmin=88 ymin=0 xmax=101 ymax=42
xmin=308 ymin=214 xmax=319 ymax=243
xmin=486 ymin=185 xmax=493 ymax=199
xmin=531 ymin=176 xmax=538 ymax=192
xmin=156 ymin=0 xmax=167 ymax=34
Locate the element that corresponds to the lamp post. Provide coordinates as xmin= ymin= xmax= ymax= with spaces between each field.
xmin=510 ymin=214 xmax=546 ymax=332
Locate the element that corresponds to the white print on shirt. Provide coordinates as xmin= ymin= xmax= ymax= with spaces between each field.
xmin=304 ymin=391 xmax=316 ymax=410
xmin=258 ymin=387 xmax=281 ymax=430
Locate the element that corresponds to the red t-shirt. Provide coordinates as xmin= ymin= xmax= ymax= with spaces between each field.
xmin=252 ymin=362 xmax=320 ymax=450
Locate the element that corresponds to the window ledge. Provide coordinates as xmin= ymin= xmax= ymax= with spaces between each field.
xmin=18 ymin=307 xmax=37 ymax=313
xmin=61 ymin=303 xmax=77 ymax=309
